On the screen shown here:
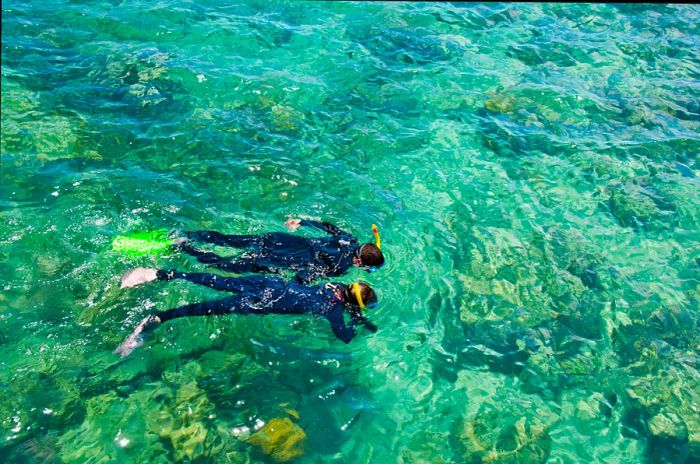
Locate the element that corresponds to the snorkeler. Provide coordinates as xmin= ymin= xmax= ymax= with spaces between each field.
xmin=172 ymin=219 xmax=385 ymax=284
xmin=116 ymin=267 xmax=379 ymax=357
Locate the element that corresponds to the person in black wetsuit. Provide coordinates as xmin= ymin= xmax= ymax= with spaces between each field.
xmin=116 ymin=267 xmax=379 ymax=357
xmin=173 ymin=219 xmax=385 ymax=284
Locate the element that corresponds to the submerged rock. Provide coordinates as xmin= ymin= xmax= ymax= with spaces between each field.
xmin=399 ymin=429 xmax=454 ymax=464
xmin=626 ymin=363 xmax=700 ymax=462
xmin=0 ymin=80 xmax=40 ymax=157
xmin=33 ymin=116 xmax=79 ymax=160
xmin=36 ymin=254 xmax=71 ymax=276
xmin=458 ymin=227 xmax=565 ymax=329
xmin=455 ymin=371 xmax=560 ymax=463
xmin=56 ymin=372 xmax=242 ymax=462
xmin=270 ymin=104 xmax=304 ymax=131
xmin=648 ymin=411 xmax=688 ymax=441
xmin=607 ymin=183 xmax=659 ymax=228
xmin=56 ymin=392 xmax=124 ymax=462
xmin=248 ymin=417 xmax=306 ymax=462
xmin=0 ymin=79 xmax=103 ymax=166
xmin=484 ymin=95 xmax=517 ymax=114
xmin=170 ymin=421 xmax=208 ymax=461
xmin=457 ymin=226 xmax=590 ymax=341
xmin=603 ymin=181 xmax=676 ymax=231
xmin=461 ymin=405 xmax=558 ymax=464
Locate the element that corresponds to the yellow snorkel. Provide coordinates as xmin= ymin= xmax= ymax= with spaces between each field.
xmin=352 ymin=282 xmax=366 ymax=310
xmin=372 ymin=224 xmax=381 ymax=250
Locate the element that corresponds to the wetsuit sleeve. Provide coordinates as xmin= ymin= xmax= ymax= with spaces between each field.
xmin=157 ymin=269 xmax=269 ymax=293
xmin=293 ymin=252 xmax=342 ymax=284
xmin=356 ymin=315 xmax=378 ymax=333
xmin=299 ymin=220 xmax=349 ymax=237
xmin=325 ymin=307 xmax=357 ymax=344
xmin=293 ymin=268 xmax=323 ymax=285
xmin=293 ymin=270 xmax=313 ymax=285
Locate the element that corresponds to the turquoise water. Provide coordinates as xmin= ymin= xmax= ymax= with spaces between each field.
xmin=1 ymin=1 xmax=699 ymax=462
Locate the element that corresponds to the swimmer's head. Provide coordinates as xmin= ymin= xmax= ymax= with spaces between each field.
xmin=353 ymin=244 xmax=385 ymax=270
xmin=346 ymin=282 xmax=377 ymax=311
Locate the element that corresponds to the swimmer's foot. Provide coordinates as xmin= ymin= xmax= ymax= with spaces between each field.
xmin=172 ymin=237 xmax=187 ymax=248
xmin=115 ymin=333 xmax=144 ymax=357
xmin=167 ymin=230 xmax=189 ymax=249
xmin=115 ymin=315 xmax=161 ymax=357
xmin=120 ymin=267 xmax=158 ymax=289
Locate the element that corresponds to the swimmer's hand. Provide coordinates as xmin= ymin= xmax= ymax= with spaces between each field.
xmin=120 ymin=267 xmax=158 ymax=289
xmin=353 ymin=314 xmax=378 ymax=333
xmin=115 ymin=315 xmax=161 ymax=357
xmin=285 ymin=219 xmax=301 ymax=232
xmin=362 ymin=320 xmax=378 ymax=333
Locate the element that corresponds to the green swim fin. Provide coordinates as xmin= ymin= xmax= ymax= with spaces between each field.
xmin=112 ymin=229 xmax=174 ymax=257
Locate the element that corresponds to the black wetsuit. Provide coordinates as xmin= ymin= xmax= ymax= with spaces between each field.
xmin=177 ymin=220 xmax=359 ymax=284
xmin=151 ymin=270 xmax=376 ymax=343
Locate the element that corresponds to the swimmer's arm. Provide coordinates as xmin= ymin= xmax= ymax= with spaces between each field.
xmin=294 ymin=255 xmax=337 ymax=284
xmin=293 ymin=269 xmax=320 ymax=285
xmin=183 ymin=230 xmax=237 ymax=247
xmin=325 ymin=308 xmax=357 ymax=344
xmin=288 ymin=219 xmax=348 ymax=237
xmin=355 ymin=315 xmax=378 ymax=333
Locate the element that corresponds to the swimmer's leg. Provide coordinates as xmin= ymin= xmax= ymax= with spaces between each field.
xmin=175 ymin=243 xmax=281 ymax=275
xmin=175 ymin=242 xmax=228 ymax=263
xmin=157 ymin=295 xmax=250 ymax=321
xmin=184 ymin=230 xmax=262 ymax=249
xmin=116 ymin=295 xmax=248 ymax=357
xmin=157 ymin=269 xmax=272 ymax=293
xmin=210 ymin=259 xmax=282 ymax=275
xmin=175 ymin=242 xmax=248 ymax=267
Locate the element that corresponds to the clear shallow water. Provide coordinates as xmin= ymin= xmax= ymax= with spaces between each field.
xmin=1 ymin=1 xmax=699 ymax=462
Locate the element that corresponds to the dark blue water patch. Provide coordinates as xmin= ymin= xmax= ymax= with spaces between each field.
xmin=349 ymin=24 xmax=455 ymax=69
xmin=669 ymin=98 xmax=700 ymax=123
xmin=590 ymin=138 xmax=700 ymax=167
xmin=506 ymin=41 xmax=579 ymax=68
xmin=610 ymin=3 xmax=678 ymax=15
xmin=476 ymin=116 xmax=583 ymax=164
xmin=2 ymin=2 xmax=699 ymax=461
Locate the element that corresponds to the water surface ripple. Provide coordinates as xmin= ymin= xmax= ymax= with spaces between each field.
xmin=1 ymin=2 xmax=699 ymax=463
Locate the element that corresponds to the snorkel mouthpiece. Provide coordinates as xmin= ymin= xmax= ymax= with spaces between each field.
xmin=372 ymin=224 xmax=381 ymax=250
xmin=352 ymin=282 xmax=366 ymax=310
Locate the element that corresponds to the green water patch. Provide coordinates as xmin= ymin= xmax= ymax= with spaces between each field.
xmin=2 ymin=1 xmax=700 ymax=462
